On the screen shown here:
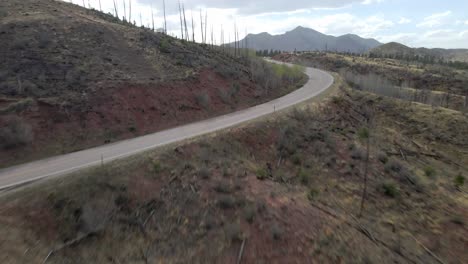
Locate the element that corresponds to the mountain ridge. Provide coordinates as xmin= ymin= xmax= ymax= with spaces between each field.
xmin=234 ymin=26 xmax=382 ymax=53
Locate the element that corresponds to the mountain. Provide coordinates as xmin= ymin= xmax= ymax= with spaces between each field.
xmin=370 ymin=42 xmax=468 ymax=62
xmin=234 ymin=26 xmax=382 ymax=53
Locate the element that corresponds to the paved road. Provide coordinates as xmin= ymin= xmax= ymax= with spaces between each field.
xmin=0 ymin=63 xmax=333 ymax=191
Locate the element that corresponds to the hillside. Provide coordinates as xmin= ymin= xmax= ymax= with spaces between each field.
xmin=233 ymin=26 xmax=382 ymax=53
xmin=1 ymin=74 xmax=466 ymax=263
xmin=0 ymin=0 xmax=307 ymax=167
xmin=370 ymin=42 xmax=468 ymax=62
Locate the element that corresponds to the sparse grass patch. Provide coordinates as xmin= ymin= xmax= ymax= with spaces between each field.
xmin=307 ymin=188 xmax=319 ymax=201
xmin=0 ymin=116 xmax=33 ymax=149
xmin=225 ymin=222 xmax=243 ymax=241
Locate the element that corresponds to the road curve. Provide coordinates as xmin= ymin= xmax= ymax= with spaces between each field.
xmin=0 ymin=63 xmax=333 ymax=191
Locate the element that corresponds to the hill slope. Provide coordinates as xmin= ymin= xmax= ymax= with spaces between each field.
xmin=0 ymin=0 xmax=307 ymax=167
xmin=370 ymin=42 xmax=468 ymax=62
xmin=234 ymin=26 xmax=381 ymax=53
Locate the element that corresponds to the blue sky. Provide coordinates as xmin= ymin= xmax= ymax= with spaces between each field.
xmin=67 ymin=0 xmax=468 ymax=48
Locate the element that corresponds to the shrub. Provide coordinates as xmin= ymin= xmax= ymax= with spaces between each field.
xmin=271 ymin=224 xmax=283 ymax=240
xmin=377 ymin=151 xmax=388 ymax=164
xmin=381 ymin=181 xmax=399 ymax=198
xmin=0 ymin=116 xmax=33 ymax=149
xmin=454 ymin=174 xmax=465 ymax=188
xmin=225 ymin=222 xmax=243 ymax=241
xmin=195 ymin=91 xmax=211 ymax=109
xmin=351 ymin=147 xmax=365 ymax=160
xmin=307 ymin=188 xmax=319 ymax=201
xmin=214 ymin=181 xmax=231 ymax=193
xmin=298 ymin=168 xmax=310 ymax=185
xmin=384 ymin=158 xmax=403 ymax=173
xmin=152 ymin=160 xmax=162 ymax=173
xmin=424 ymin=166 xmax=436 ymax=178
xmin=256 ymin=168 xmax=268 ymax=180
xmin=218 ymin=87 xmax=231 ymax=104
xmin=243 ymin=206 xmax=256 ymax=223
xmin=218 ymin=195 xmax=236 ymax=209
xmin=198 ymin=167 xmax=210 ymax=179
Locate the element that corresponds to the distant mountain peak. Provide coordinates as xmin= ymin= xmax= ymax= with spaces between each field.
xmin=235 ymin=26 xmax=382 ymax=53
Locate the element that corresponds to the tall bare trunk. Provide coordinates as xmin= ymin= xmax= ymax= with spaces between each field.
xmin=183 ymin=5 xmax=188 ymax=41
xmin=178 ymin=1 xmax=184 ymax=39
xmin=113 ymin=0 xmax=118 ymax=18
xmin=122 ymin=0 xmax=126 ymax=21
xmin=163 ymin=0 xmax=167 ymax=34
xmin=99 ymin=0 xmax=102 ymax=11
xmin=128 ymin=0 xmax=131 ymax=24
xmin=199 ymin=9 xmax=204 ymax=43
xmin=151 ymin=5 xmax=155 ymax=31
xmin=191 ymin=11 xmax=195 ymax=42
xmin=204 ymin=11 xmax=208 ymax=45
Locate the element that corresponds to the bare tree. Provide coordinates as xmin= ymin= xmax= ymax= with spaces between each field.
xmin=122 ymin=0 xmax=126 ymax=21
xmin=199 ymin=9 xmax=204 ymax=43
xmin=183 ymin=4 xmax=189 ymax=41
xmin=191 ymin=10 xmax=195 ymax=42
xmin=82 ymin=0 xmax=85 ymax=7
xmin=128 ymin=0 xmax=131 ymax=24
xmin=163 ymin=0 xmax=167 ymax=34
xmin=99 ymin=0 xmax=102 ymax=12
xmin=178 ymin=1 xmax=183 ymax=39
xmin=204 ymin=11 xmax=208 ymax=44
xmin=113 ymin=0 xmax=118 ymax=18
xmin=151 ymin=4 xmax=155 ymax=31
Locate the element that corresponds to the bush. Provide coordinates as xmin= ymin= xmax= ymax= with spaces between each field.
xmin=217 ymin=195 xmax=236 ymax=209
xmin=243 ymin=206 xmax=256 ymax=223
xmin=307 ymin=188 xmax=319 ymax=200
xmin=195 ymin=91 xmax=211 ymax=109
xmin=198 ymin=167 xmax=210 ymax=179
xmin=454 ymin=174 xmax=465 ymax=188
xmin=225 ymin=222 xmax=243 ymax=241
xmin=424 ymin=166 xmax=436 ymax=178
xmin=298 ymin=168 xmax=310 ymax=185
xmin=256 ymin=168 xmax=268 ymax=180
xmin=351 ymin=147 xmax=365 ymax=160
xmin=377 ymin=151 xmax=388 ymax=164
xmin=271 ymin=224 xmax=283 ymax=240
xmin=381 ymin=181 xmax=399 ymax=198
xmin=0 ymin=116 xmax=33 ymax=149
xmin=384 ymin=158 xmax=403 ymax=173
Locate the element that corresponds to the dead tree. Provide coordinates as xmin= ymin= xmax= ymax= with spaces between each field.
xmin=113 ymin=0 xmax=118 ymax=18
xmin=183 ymin=4 xmax=189 ymax=41
xmin=151 ymin=5 xmax=155 ymax=31
xmin=199 ymin=9 xmax=204 ymax=43
xmin=128 ymin=0 xmax=131 ymax=24
xmin=82 ymin=0 xmax=85 ymax=7
xmin=99 ymin=0 xmax=102 ymax=11
xmin=163 ymin=0 xmax=167 ymax=34
xmin=122 ymin=0 xmax=126 ymax=21
xmin=191 ymin=10 xmax=195 ymax=42
xmin=204 ymin=11 xmax=208 ymax=44
xmin=178 ymin=1 xmax=184 ymax=39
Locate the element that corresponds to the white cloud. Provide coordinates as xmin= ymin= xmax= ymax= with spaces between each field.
xmin=417 ymin=11 xmax=452 ymax=28
xmin=465 ymin=20 xmax=468 ymax=25
xmin=362 ymin=0 xmax=384 ymax=5
xmin=398 ymin=17 xmax=411 ymax=24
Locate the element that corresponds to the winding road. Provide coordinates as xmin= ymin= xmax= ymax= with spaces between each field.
xmin=0 ymin=63 xmax=333 ymax=192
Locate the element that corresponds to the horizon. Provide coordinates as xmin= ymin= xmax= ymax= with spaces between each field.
xmin=62 ymin=0 xmax=468 ymax=49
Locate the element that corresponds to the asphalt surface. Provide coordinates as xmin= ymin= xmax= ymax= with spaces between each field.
xmin=0 ymin=63 xmax=333 ymax=191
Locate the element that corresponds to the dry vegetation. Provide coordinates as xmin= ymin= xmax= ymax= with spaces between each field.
xmin=1 ymin=74 xmax=466 ymax=263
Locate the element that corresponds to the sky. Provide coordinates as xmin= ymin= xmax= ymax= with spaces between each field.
xmin=67 ymin=0 xmax=468 ymax=49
